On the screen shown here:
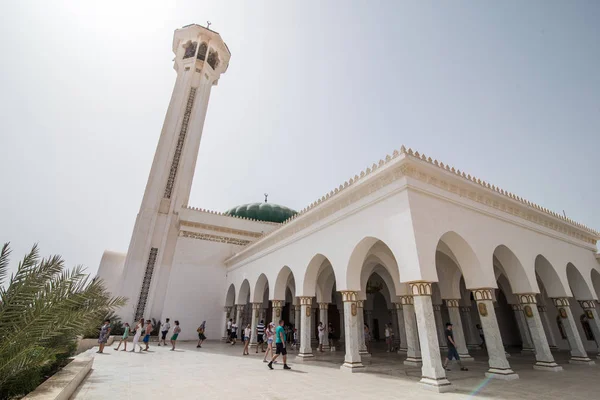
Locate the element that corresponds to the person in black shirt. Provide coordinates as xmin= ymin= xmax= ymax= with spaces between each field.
xmin=442 ymin=322 xmax=468 ymax=371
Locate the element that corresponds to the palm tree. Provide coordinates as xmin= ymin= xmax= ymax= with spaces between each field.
xmin=0 ymin=243 xmax=126 ymax=396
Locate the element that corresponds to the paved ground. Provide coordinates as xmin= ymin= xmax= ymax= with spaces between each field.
xmin=73 ymin=341 xmax=600 ymax=399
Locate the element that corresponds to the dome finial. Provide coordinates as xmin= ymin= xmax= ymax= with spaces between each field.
xmin=264 ymin=193 xmax=268 ymax=203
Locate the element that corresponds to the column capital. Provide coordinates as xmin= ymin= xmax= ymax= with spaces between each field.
xmin=224 ymin=306 xmax=232 ymax=312
xmin=251 ymin=302 xmax=262 ymax=310
xmin=432 ymin=304 xmax=442 ymax=312
xmin=537 ymin=305 xmax=547 ymax=312
xmin=471 ymin=288 xmax=494 ymax=301
xmin=578 ymin=300 xmax=596 ymax=309
xmin=297 ymin=296 xmax=312 ymax=306
xmin=318 ymin=302 xmax=329 ymax=310
xmin=236 ymin=304 xmax=245 ymax=311
xmin=407 ymin=281 xmax=432 ymax=296
xmin=445 ymin=299 xmax=461 ymax=308
xmin=517 ymin=293 xmax=537 ymax=305
xmin=399 ymin=295 xmax=414 ymax=305
xmin=552 ymin=297 xmax=570 ymax=307
xmin=393 ymin=302 xmax=403 ymax=310
xmin=459 ymin=306 xmax=471 ymax=313
xmin=510 ymin=304 xmax=522 ymax=311
xmin=272 ymin=300 xmax=284 ymax=308
xmin=356 ymin=300 xmax=364 ymax=308
xmin=294 ymin=304 xmax=301 ymax=311
xmin=340 ymin=290 xmax=358 ymax=302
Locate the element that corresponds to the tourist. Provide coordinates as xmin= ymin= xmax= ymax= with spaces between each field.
xmin=170 ymin=320 xmax=181 ymax=351
xmin=443 ymin=323 xmax=468 ymax=371
xmin=243 ymin=324 xmax=251 ymax=355
xmin=263 ymin=322 xmax=275 ymax=362
xmin=113 ymin=322 xmax=130 ymax=351
xmin=130 ymin=318 xmax=144 ymax=352
xmin=159 ymin=318 xmax=170 ymax=346
xmin=143 ymin=319 xmax=152 ymax=351
xmin=197 ymin=321 xmax=207 ymax=348
xmin=385 ymin=323 xmax=393 ymax=352
xmin=268 ymin=319 xmax=291 ymax=370
xmin=97 ymin=319 xmax=111 ymax=354
xmin=328 ymin=323 xmax=336 ymax=351
xmin=477 ymin=324 xmax=486 ymax=349
xmin=364 ymin=324 xmax=372 ymax=354
xmin=226 ymin=318 xmax=233 ymax=343
xmin=255 ymin=319 xmax=265 ymax=353
xmin=292 ymin=327 xmax=298 ymax=350
xmin=317 ymin=321 xmax=325 ymax=352
xmin=230 ymin=320 xmax=238 ymax=345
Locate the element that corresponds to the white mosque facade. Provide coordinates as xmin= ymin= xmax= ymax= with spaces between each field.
xmin=97 ymin=24 xmax=600 ymax=391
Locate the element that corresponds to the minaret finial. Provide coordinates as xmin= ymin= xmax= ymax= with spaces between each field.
xmin=206 ymin=21 xmax=212 ymax=30
xmin=264 ymin=193 xmax=268 ymax=203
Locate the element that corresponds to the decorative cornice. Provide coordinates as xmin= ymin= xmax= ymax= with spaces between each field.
xmin=552 ymin=297 xmax=570 ymax=307
xmin=225 ymin=146 xmax=598 ymax=267
xmin=180 ymin=220 xmax=263 ymax=238
xmin=340 ymin=291 xmax=358 ymax=302
xmin=182 ymin=205 xmax=281 ymax=226
xmin=517 ymin=293 xmax=538 ymax=305
xmin=180 ymin=230 xmax=251 ymax=246
xmin=472 ymin=288 xmax=494 ymax=301
xmin=446 ymin=299 xmax=460 ymax=308
xmin=579 ymin=300 xmax=596 ymax=309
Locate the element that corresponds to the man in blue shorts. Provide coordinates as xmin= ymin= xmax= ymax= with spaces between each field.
xmin=268 ymin=319 xmax=291 ymax=370
xmin=443 ymin=322 xmax=468 ymax=371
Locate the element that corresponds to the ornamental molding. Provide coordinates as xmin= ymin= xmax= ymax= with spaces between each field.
xmin=180 ymin=220 xmax=263 ymax=238
xmin=432 ymin=304 xmax=442 ymax=312
xmin=298 ymin=296 xmax=312 ymax=306
xmin=356 ymin=300 xmax=364 ymax=308
xmin=510 ymin=304 xmax=523 ymax=311
xmin=399 ymin=295 xmax=414 ymax=306
xmin=446 ymin=299 xmax=460 ymax=308
xmin=318 ymin=302 xmax=329 ymax=309
xmin=180 ymin=230 xmax=251 ymax=246
xmin=236 ymin=304 xmax=245 ymax=312
xmin=460 ymin=307 xmax=471 ymax=313
xmin=517 ymin=293 xmax=538 ymax=305
xmin=579 ymin=300 xmax=596 ymax=309
xmin=393 ymin=302 xmax=403 ymax=310
xmin=408 ymin=281 xmax=432 ymax=296
xmin=272 ymin=300 xmax=284 ymax=308
xmin=340 ymin=291 xmax=358 ymax=302
xmin=537 ymin=305 xmax=547 ymax=312
xmin=225 ymin=146 xmax=598 ymax=269
xmin=552 ymin=297 xmax=570 ymax=307
xmin=134 ymin=247 xmax=158 ymax=320
xmin=472 ymin=288 xmax=494 ymax=301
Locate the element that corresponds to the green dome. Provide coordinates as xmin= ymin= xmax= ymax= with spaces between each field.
xmin=224 ymin=202 xmax=297 ymax=223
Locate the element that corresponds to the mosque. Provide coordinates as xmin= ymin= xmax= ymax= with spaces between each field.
xmin=97 ymin=24 xmax=600 ymax=391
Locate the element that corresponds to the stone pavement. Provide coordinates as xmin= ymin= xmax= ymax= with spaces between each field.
xmin=73 ymin=341 xmax=600 ymax=399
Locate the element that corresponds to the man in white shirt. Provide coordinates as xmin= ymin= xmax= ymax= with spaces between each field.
xmin=159 ymin=318 xmax=170 ymax=346
xmin=226 ymin=319 xmax=233 ymax=343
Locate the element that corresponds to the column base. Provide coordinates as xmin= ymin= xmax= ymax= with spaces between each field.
xmin=505 ymin=351 xmax=511 ymax=358
xmin=322 ymin=345 xmax=330 ymax=351
xmin=397 ymin=347 xmax=408 ymax=354
xmin=249 ymin=343 xmax=258 ymax=348
xmin=404 ymin=357 xmax=423 ymax=367
xmin=359 ymin=350 xmax=371 ymax=357
xmin=459 ymin=353 xmax=475 ymax=362
xmin=467 ymin=344 xmax=480 ymax=350
xmin=295 ymin=353 xmax=315 ymax=361
xmin=485 ymin=368 xmax=519 ymax=380
xmin=419 ymin=377 xmax=452 ymax=393
xmin=533 ymin=361 xmax=563 ymax=372
xmin=521 ymin=348 xmax=535 ymax=355
xmin=549 ymin=345 xmax=559 ymax=351
xmin=569 ymin=356 xmax=595 ymax=365
xmin=340 ymin=362 xmax=365 ymax=372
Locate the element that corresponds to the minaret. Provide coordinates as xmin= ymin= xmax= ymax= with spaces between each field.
xmin=119 ymin=24 xmax=231 ymax=322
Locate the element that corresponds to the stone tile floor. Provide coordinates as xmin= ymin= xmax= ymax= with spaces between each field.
xmin=73 ymin=341 xmax=600 ymax=399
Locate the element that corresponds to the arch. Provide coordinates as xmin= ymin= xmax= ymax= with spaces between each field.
xmin=303 ymin=254 xmax=333 ymax=296
xmin=238 ymin=279 xmax=250 ymax=305
xmin=225 ymin=283 xmax=236 ymax=306
xmin=317 ymin=268 xmax=337 ymax=303
xmin=273 ymin=266 xmax=295 ymax=300
xmin=362 ymin=267 xmax=396 ymax=306
xmin=493 ymin=245 xmax=536 ymax=294
xmin=183 ymin=40 xmax=197 ymax=59
xmin=592 ymin=269 xmax=600 ymax=300
xmin=207 ymin=49 xmax=220 ymax=69
xmin=496 ymin=273 xmax=518 ymax=304
xmin=438 ymin=231 xmax=494 ymax=288
xmin=435 ymin=251 xmax=463 ymax=299
xmin=197 ymin=42 xmax=208 ymax=61
xmin=535 ymin=255 xmax=570 ymax=298
xmin=252 ymin=273 xmax=269 ymax=303
xmin=566 ymin=263 xmax=595 ymax=300
xmin=347 ymin=237 xmax=401 ymax=293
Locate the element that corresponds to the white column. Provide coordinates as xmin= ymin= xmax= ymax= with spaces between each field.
xmin=222 ymin=306 xmax=232 ymax=341
xmin=394 ymin=303 xmax=408 ymax=353
xmin=297 ymin=297 xmax=314 ymax=359
xmin=409 ymin=282 xmax=451 ymax=393
xmin=579 ymin=300 xmax=600 ymax=358
xmin=339 ymin=308 xmax=345 ymax=343
xmin=461 ymin=306 xmax=479 ymax=349
xmin=311 ymin=304 xmax=318 ymax=345
xmin=249 ymin=303 xmax=260 ymax=348
xmin=446 ymin=299 xmax=473 ymax=361
xmin=516 ymin=295 xmax=562 ymax=371
xmin=472 ymin=289 xmax=519 ymax=380
xmin=235 ymin=304 xmax=244 ymax=335
xmin=390 ymin=307 xmax=400 ymax=347
xmin=365 ymin=309 xmax=374 ymax=336
xmin=553 ymin=298 xmax=595 ymax=365
xmin=318 ymin=302 xmax=330 ymax=350
xmin=401 ymin=295 xmax=422 ymax=366
xmin=340 ymin=291 xmax=364 ymax=372
xmin=294 ymin=304 xmax=301 ymax=332
xmin=538 ymin=305 xmax=558 ymax=350
xmin=272 ymin=300 xmax=284 ymax=325
xmin=357 ymin=301 xmax=369 ymax=356
xmin=433 ymin=304 xmax=447 ymax=351
xmin=510 ymin=304 xmax=535 ymax=354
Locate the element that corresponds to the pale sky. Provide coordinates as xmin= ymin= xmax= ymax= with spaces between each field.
xmin=1 ymin=1 xmax=598 ymax=278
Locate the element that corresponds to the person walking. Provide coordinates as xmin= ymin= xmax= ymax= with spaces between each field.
xmin=197 ymin=321 xmax=207 ymax=348
xmin=364 ymin=324 xmax=372 ymax=354
xmin=226 ymin=318 xmax=233 ymax=343
xmin=385 ymin=323 xmax=393 ymax=352
xmin=263 ymin=322 xmax=275 ymax=362
xmin=114 ymin=322 xmax=130 ymax=351
xmin=97 ymin=319 xmax=111 ymax=354
xmin=243 ymin=324 xmax=251 ymax=355
xmin=477 ymin=324 xmax=486 ymax=349
xmin=130 ymin=318 xmax=144 ymax=353
xmin=170 ymin=320 xmax=181 ymax=351
xmin=328 ymin=323 xmax=336 ymax=351
xmin=159 ymin=318 xmax=170 ymax=346
xmin=268 ymin=319 xmax=291 ymax=370
xmin=256 ymin=319 xmax=265 ymax=353
xmin=143 ymin=319 xmax=153 ymax=351
xmin=230 ymin=320 xmax=238 ymax=345
xmin=317 ymin=322 xmax=325 ymax=352
xmin=443 ymin=323 xmax=468 ymax=371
